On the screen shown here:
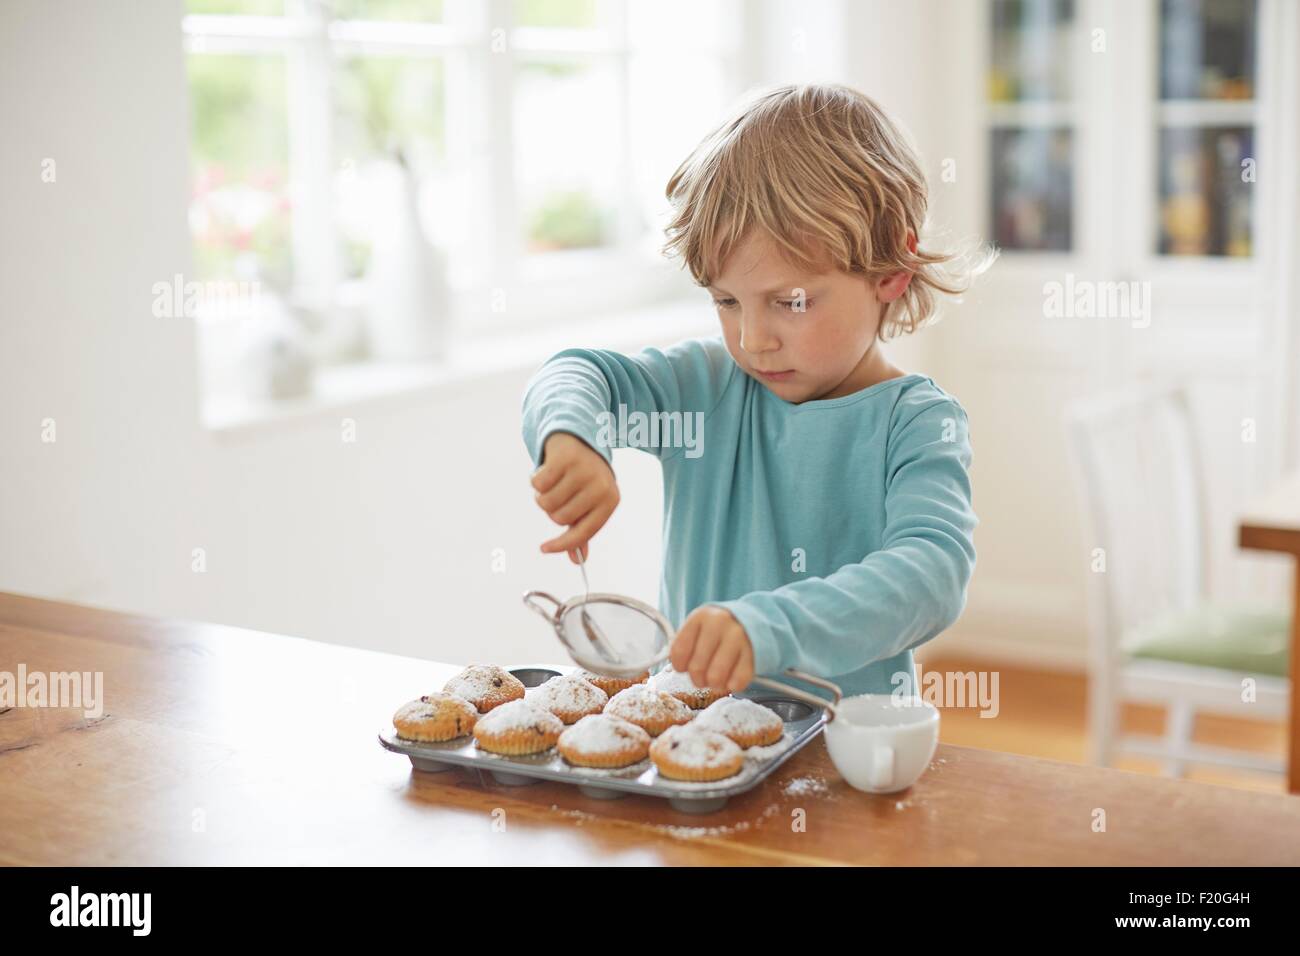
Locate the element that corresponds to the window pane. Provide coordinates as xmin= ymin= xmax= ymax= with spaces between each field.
xmin=335 ymin=56 xmax=447 ymax=278
xmin=628 ymin=53 xmax=727 ymax=239
xmin=990 ymin=127 xmax=1072 ymax=251
xmin=186 ymin=53 xmax=292 ymax=283
xmin=1157 ymin=126 xmax=1253 ymax=256
xmin=628 ymin=0 xmax=737 ymax=49
xmin=330 ymin=0 xmax=444 ymax=21
xmin=515 ymin=0 xmax=598 ymax=28
xmin=186 ymin=0 xmax=284 ymax=13
xmin=1159 ymin=0 xmax=1257 ymax=100
xmin=988 ymin=0 xmax=1075 ymax=102
xmin=515 ymin=58 xmax=620 ymax=253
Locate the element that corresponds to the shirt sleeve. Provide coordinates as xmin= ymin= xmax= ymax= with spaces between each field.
xmin=709 ymin=396 xmax=978 ymax=679
xmin=520 ymin=336 xmax=735 ymax=469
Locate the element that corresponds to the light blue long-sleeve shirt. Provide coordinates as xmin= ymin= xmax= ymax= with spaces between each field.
xmin=520 ymin=334 xmax=977 ymax=701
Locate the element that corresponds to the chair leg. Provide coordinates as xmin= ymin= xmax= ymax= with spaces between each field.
xmin=1163 ymin=699 xmax=1195 ymax=778
xmin=1086 ymin=672 xmax=1118 ymax=767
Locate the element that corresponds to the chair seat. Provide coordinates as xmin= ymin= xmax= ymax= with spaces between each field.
xmin=1122 ymin=603 xmax=1291 ymax=678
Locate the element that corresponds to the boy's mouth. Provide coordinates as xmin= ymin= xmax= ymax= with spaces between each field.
xmin=755 ymin=368 xmax=795 ymax=382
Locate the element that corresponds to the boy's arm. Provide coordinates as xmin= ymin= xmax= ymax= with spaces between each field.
xmin=521 ymin=336 xmax=735 ymax=468
xmin=709 ymin=399 xmax=977 ymax=680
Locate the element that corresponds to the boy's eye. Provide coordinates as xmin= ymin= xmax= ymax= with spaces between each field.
xmin=711 ymin=296 xmax=812 ymax=311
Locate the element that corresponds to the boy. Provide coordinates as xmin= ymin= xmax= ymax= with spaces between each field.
xmin=521 ymin=83 xmax=990 ymax=701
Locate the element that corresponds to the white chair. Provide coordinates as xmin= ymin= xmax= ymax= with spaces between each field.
xmin=1064 ymin=382 xmax=1290 ymax=778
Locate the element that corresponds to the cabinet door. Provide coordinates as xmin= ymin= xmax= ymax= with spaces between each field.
xmin=1155 ymin=0 xmax=1258 ymax=259
xmin=987 ymin=0 xmax=1078 ymax=253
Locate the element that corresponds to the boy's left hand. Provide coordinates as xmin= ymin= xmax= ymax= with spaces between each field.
xmin=669 ymin=606 xmax=755 ymax=694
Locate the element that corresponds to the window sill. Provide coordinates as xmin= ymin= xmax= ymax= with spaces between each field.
xmin=200 ymin=296 xmax=716 ymax=440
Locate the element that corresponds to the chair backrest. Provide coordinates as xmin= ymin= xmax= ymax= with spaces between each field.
xmin=1064 ymin=382 xmax=1209 ymax=662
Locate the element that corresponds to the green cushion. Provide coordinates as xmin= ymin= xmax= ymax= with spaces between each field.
xmin=1122 ymin=603 xmax=1291 ymax=678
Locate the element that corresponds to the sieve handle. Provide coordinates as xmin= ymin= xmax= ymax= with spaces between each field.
xmin=522 ymin=590 xmax=563 ymax=625
xmin=751 ymin=668 xmax=842 ymax=723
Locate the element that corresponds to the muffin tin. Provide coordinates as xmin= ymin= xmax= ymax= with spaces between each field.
xmin=378 ymin=664 xmax=829 ymax=813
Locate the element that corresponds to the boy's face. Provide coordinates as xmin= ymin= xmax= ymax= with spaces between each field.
xmin=707 ymin=230 xmax=909 ymax=404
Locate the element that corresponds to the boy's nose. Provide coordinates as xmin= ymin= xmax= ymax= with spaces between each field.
xmin=739 ymin=317 xmax=780 ymax=354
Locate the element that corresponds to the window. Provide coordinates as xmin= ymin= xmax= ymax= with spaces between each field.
xmin=182 ymin=0 xmax=740 ymax=328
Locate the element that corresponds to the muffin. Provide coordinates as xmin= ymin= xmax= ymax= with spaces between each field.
xmin=651 ymin=666 xmax=729 ymax=710
xmin=650 ymin=724 xmax=744 ymax=782
xmin=472 ymin=699 xmax=564 ymax=756
xmin=694 ymin=696 xmax=784 ymax=748
xmin=605 ymin=684 xmax=693 ymax=737
xmin=558 ymin=713 xmax=651 ymax=769
xmin=576 ymin=668 xmax=650 ymax=698
xmin=444 ymin=664 xmax=525 ymax=713
xmin=392 ymin=692 xmax=479 ymax=743
xmin=529 ymin=674 xmax=608 ymax=724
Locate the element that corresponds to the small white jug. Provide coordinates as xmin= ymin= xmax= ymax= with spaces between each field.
xmin=824 ymin=693 xmax=940 ymax=793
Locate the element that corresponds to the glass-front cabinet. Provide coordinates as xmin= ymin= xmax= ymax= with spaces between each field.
xmin=1155 ymin=0 xmax=1258 ymax=258
xmin=984 ymin=0 xmax=1266 ymax=265
xmin=987 ymin=0 xmax=1077 ymax=253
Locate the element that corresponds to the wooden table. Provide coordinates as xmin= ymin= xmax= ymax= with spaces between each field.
xmin=1239 ymin=471 xmax=1300 ymax=794
xmin=1 ymin=591 xmax=1297 ymax=866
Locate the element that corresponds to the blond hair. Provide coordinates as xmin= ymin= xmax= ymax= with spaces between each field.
xmin=662 ymin=83 xmax=995 ymax=340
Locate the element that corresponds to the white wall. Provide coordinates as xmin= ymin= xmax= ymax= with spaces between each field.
xmin=0 ymin=2 xmax=207 ymax=616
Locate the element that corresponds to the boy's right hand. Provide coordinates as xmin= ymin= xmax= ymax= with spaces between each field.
xmin=531 ymin=432 xmax=620 ymax=564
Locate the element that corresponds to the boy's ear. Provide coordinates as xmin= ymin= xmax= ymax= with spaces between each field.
xmin=876 ymin=231 xmax=918 ymax=303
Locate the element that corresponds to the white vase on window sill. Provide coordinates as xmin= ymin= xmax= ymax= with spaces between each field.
xmin=364 ymin=151 xmax=450 ymax=362
xmin=235 ymin=290 xmax=315 ymax=402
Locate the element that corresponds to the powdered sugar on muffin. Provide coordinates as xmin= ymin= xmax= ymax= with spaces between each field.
xmin=444 ymin=664 xmax=525 ymax=713
xmin=558 ymin=713 xmax=650 ymax=768
xmin=694 ymin=696 xmax=785 ymax=748
xmin=605 ymin=684 xmax=693 ymax=736
xmin=651 ymin=666 xmax=728 ymax=709
xmin=530 ymin=674 xmax=608 ymax=724
xmin=475 ymin=698 xmax=562 ymax=734
xmin=392 ymin=692 xmax=478 ymax=743
xmin=472 ymin=699 xmax=563 ymax=755
xmin=576 ymin=668 xmax=650 ymax=697
xmin=649 ymin=723 xmax=743 ymax=781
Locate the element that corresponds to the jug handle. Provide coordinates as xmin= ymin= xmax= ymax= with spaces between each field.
xmin=751 ymin=668 xmax=842 ymax=722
